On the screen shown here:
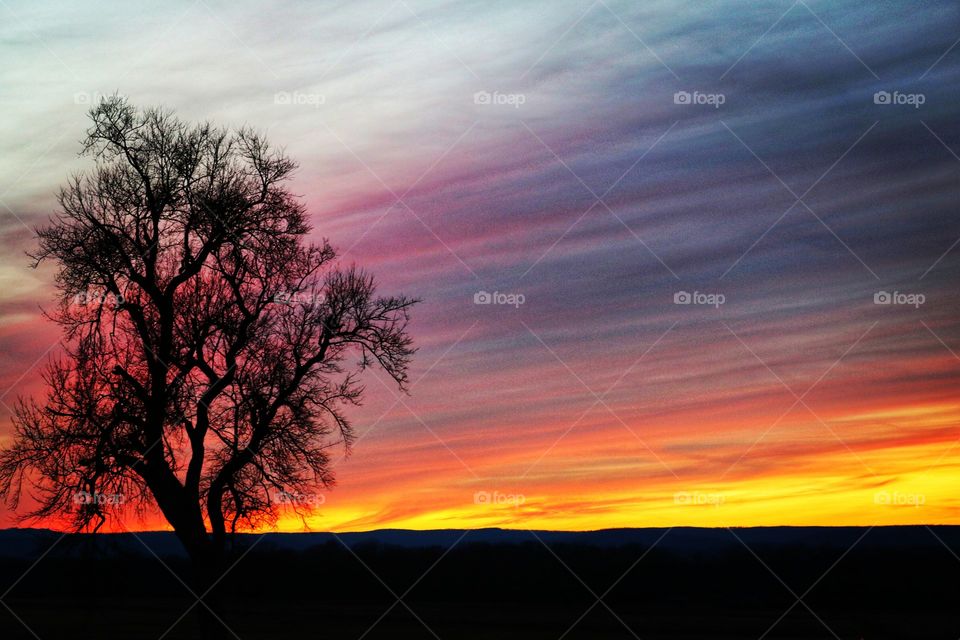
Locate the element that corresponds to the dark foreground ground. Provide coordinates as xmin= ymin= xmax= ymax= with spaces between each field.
xmin=1 ymin=526 xmax=958 ymax=639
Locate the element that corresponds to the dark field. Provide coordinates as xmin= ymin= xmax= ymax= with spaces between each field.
xmin=1 ymin=527 xmax=958 ymax=639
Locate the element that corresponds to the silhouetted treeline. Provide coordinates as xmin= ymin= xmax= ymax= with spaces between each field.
xmin=2 ymin=529 xmax=959 ymax=638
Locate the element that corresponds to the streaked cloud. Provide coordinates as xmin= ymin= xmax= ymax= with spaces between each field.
xmin=1 ymin=0 xmax=959 ymax=530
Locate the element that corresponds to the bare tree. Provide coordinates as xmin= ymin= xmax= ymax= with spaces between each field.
xmin=0 ymin=97 xmax=415 ymax=584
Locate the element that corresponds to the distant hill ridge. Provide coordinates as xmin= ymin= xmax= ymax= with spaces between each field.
xmin=1 ymin=525 xmax=957 ymax=559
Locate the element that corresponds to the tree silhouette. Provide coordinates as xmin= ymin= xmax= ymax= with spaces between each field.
xmin=0 ymin=97 xmax=415 ymax=582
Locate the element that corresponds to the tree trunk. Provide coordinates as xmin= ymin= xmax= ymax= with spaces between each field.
xmin=163 ymin=507 xmax=228 ymax=640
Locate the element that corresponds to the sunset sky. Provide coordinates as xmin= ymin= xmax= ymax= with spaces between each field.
xmin=1 ymin=0 xmax=959 ymax=532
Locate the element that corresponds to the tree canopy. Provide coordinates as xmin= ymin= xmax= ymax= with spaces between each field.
xmin=0 ymin=97 xmax=416 ymax=563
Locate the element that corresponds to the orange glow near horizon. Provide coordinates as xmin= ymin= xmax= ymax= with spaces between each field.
xmin=14 ymin=398 xmax=954 ymax=534
xmin=290 ymin=404 xmax=960 ymax=533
